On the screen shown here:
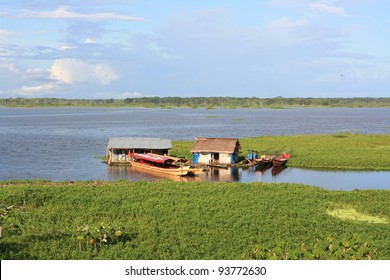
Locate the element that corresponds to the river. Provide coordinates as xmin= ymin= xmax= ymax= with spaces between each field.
xmin=0 ymin=107 xmax=389 ymax=190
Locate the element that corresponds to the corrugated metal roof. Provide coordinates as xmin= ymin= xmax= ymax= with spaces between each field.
xmin=190 ymin=137 xmax=240 ymax=153
xmin=107 ymin=137 xmax=172 ymax=149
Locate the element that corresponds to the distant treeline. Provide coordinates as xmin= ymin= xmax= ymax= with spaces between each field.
xmin=1 ymin=96 xmax=390 ymax=108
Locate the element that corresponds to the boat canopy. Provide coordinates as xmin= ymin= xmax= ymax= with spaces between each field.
xmin=131 ymin=153 xmax=172 ymax=163
xmin=108 ymin=138 xmax=172 ymax=150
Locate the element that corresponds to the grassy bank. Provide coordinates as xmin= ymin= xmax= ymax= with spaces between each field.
xmin=1 ymin=180 xmax=389 ymax=260
xmin=171 ymin=133 xmax=390 ymax=170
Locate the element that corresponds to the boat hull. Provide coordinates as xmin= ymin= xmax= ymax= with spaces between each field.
xmin=272 ymin=158 xmax=288 ymax=167
xmin=254 ymin=159 xmax=273 ymax=166
xmin=272 ymin=153 xmax=291 ymax=167
xmin=188 ymin=167 xmax=204 ymax=176
xmin=131 ymin=161 xmax=190 ymax=176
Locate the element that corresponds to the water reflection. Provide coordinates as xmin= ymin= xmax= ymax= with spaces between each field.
xmin=203 ymin=165 xmax=289 ymax=182
xmin=250 ymin=165 xmax=288 ymax=176
xmin=239 ymin=166 xmax=389 ymax=190
xmin=271 ymin=166 xmax=288 ymax=176
xmin=107 ymin=165 xmax=201 ymax=182
xmin=107 ymin=165 xmax=389 ymax=190
xmin=201 ymin=166 xmax=240 ymax=182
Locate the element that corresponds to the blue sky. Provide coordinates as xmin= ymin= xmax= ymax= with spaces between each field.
xmin=0 ymin=0 xmax=389 ymax=99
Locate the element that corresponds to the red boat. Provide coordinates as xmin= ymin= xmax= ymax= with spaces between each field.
xmin=272 ymin=153 xmax=291 ymax=167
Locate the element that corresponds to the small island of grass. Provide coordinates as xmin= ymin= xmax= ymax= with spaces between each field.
xmin=171 ymin=133 xmax=390 ymax=171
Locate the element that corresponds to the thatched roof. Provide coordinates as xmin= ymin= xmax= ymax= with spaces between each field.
xmin=107 ymin=137 xmax=172 ymax=149
xmin=190 ymin=137 xmax=240 ymax=153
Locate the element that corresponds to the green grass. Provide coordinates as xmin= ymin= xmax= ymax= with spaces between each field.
xmin=1 ymin=180 xmax=390 ymax=260
xmin=171 ymin=134 xmax=390 ymax=170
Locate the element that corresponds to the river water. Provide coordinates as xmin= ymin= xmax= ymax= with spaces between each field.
xmin=0 ymin=107 xmax=389 ymax=190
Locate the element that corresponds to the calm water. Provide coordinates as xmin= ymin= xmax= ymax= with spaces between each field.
xmin=106 ymin=165 xmax=390 ymax=191
xmin=0 ymin=107 xmax=389 ymax=190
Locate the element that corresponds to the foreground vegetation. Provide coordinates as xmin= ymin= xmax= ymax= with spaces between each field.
xmin=171 ymin=133 xmax=390 ymax=171
xmin=1 ymin=180 xmax=389 ymax=260
xmin=1 ymin=96 xmax=390 ymax=108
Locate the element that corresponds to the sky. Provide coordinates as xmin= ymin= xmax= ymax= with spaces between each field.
xmin=0 ymin=0 xmax=389 ymax=99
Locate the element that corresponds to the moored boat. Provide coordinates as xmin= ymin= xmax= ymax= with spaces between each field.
xmin=130 ymin=153 xmax=190 ymax=176
xmin=272 ymin=153 xmax=291 ymax=167
xmin=254 ymin=154 xmax=275 ymax=166
xmin=187 ymin=167 xmax=204 ymax=176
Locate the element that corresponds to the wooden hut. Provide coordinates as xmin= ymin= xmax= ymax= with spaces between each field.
xmin=106 ymin=137 xmax=172 ymax=165
xmin=190 ymin=137 xmax=241 ymax=165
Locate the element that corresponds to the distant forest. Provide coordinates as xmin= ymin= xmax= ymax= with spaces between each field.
xmin=1 ymin=96 xmax=389 ymax=108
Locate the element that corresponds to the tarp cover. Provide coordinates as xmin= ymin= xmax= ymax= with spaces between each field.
xmin=131 ymin=153 xmax=171 ymax=163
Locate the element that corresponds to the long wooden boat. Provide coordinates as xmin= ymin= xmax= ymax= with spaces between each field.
xmin=272 ymin=153 xmax=291 ymax=167
xmin=187 ymin=167 xmax=204 ymax=176
xmin=254 ymin=155 xmax=275 ymax=166
xmin=130 ymin=153 xmax=190 ymax=176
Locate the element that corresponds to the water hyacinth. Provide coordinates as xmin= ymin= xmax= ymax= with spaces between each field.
xmin=0 ymin=180 xmax=389 ymax=259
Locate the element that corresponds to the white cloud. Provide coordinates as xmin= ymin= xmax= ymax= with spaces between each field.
xmin=0 ymin=63 xmax=60 ymax=97
xmin=19 ymin=6 xmax=146 ymax=22
xmin=83 ymin=38 xmax=96 ymax=44
xmin=267 ymin=16 xmax=307 ymax=28
xmin=22 ymin=68 xmax=50 ymax=81
xmin=0 ymin=59 xmax=120 ymax=98
xmin=59 ymin=44 xmax=76 ymax=51
xmin=267 ymin=0 xmax=346 ymax=16
xmin=50 ymin=58 xmax=118 ymax=85
xmin=118 ymin=91 xmax=153 ymax=98
xmin=14 ymin=82 xmax=58 ymax=96
xmin=309 ymin=1 xmax=345 ymax=15
xmin=0 ymin=29 xmax=14 ymax=40
xmin=94 ymin=91 xmax=156 ymax=99
xmin=147 ymin=43 xmax=179 ymax=60
xmin=260 ymin=17 xmax=314 ymax=46
xmin=0 ymin=63 xmax=20 ymax=76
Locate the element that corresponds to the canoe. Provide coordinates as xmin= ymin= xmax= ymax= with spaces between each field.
xmin=254 ymin=155 xmax=275 ymax=166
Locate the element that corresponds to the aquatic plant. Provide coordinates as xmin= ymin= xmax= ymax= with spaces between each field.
xmin=246 ymin=235 xmax=378 ymax=260
xmin=0 ymin=180 xmax=389 ymax=259
xmin=0 ymin=205 xmax=22 ymax=238
xmin=76 ymin=222 xmax=132 ymax=253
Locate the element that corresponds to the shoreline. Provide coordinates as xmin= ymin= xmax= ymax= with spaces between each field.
xmin=1 ymin=97 xmax=390 ymax=109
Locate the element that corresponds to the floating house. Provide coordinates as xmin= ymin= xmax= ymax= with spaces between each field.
xmin=106 ymin=137 xmax=172 ymax=165
xmin=190 ymin=137 xmax=241 ymax=165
